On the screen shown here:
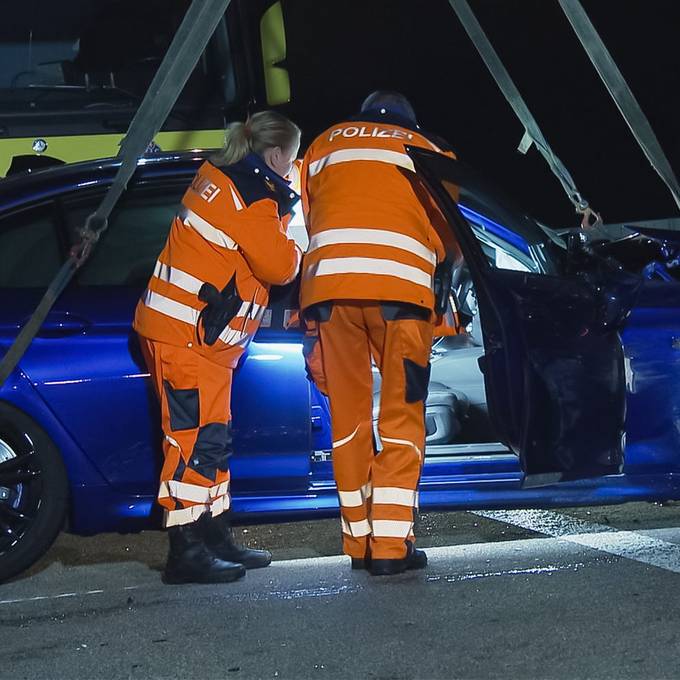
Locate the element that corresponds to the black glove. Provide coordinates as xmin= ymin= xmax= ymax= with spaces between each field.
xmin=433 ymin=259 xmax=454 ymax=316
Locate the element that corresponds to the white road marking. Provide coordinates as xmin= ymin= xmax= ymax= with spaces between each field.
xmin=0 ymin=589 xmax=103 ymax=605
xmin=425 ymin=563 xmax=585 ymax=583
xmin=0 ymin=560 xmax=587 ymax=607
xmin=0 ymin=585 xmax=140 ymax=607
xmin=0 ymin=539 xmax=608 ymax=607
xmin=3 ymin=516 xmax=680 ymax=608
xmin=474 ymin=509 xmax=680 ymax=575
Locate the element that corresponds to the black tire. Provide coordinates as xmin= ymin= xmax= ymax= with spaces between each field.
xmin=0 ymin=402 xmax=69 ymax=582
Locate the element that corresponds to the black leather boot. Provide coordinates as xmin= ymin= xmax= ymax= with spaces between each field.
xmin=351 ymin=557 xmax=370 ymax=570
xmin=369 ymin=541 xmax=428 ymax=576
xmin=350 ymin=548 xmax=372 ymax=570
xmin=202 ymin=512 xmax=272 ymax=569
xmin=163 ymin=517 xmax=246 ymax=584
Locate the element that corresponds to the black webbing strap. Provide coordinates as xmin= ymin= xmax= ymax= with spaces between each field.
xmin=558 ymin=0 xmax=680 ymax=213
xmin=0 ymin=0 xmax=232 ymax=387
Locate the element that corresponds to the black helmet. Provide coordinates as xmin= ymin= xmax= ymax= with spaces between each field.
xmin=360 ymin=90 xmax=417 ymax=124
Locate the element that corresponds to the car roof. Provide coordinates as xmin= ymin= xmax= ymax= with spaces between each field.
xmin=0 ymin=151 xmax=210 ymax=214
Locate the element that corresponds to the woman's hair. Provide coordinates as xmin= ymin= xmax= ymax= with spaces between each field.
xmin=212 ymin=111 xmax=301 ymax=167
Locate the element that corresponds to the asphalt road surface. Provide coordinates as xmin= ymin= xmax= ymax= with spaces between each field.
xmin=3 ymin=502 xmax=680 ymax=679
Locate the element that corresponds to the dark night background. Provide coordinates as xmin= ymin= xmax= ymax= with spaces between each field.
xmin=279 ymin=0 xmax=680 ymax=229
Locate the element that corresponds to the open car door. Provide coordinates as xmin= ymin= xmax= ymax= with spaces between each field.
xmin=408 ymin=147 xmax=641 ymax=486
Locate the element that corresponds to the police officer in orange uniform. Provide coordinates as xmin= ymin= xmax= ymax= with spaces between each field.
xmin=300 ymin=91 xmax=460 ymax=576
xmin=135 ymin=111 xmax=302 ymax=584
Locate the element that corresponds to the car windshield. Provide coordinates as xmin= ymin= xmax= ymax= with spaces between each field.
xmin=0 ymin=0 xmax=233 ymax=117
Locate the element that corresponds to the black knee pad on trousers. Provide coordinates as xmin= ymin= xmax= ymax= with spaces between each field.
xmin=189 ymin=422 xmax=233 ymax=481
xmin=404 ymin=359 xmax=431 ymax=403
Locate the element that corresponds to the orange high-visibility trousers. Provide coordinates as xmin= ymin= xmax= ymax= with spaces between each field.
xmin=317 ymin=302 xmax=433 ymax=560
xmin=140 ymin=338 xmax=235 ymax=527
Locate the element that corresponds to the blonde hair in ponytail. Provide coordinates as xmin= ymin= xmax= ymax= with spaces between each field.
xmin=212 ymin=111 xmax=301 ymax=167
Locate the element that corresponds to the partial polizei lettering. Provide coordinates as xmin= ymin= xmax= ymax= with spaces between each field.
xmin=328 ymin=126 xmax=414 ymax=142
xmin=191 ymin=175 xmax=222 ymax=203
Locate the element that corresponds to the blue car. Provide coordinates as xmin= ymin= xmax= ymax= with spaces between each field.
xmin=0 ymin=148 xmax=679 ymax=582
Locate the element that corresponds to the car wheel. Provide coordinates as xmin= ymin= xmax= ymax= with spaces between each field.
xmin=0 ymin=403 xmax=68 ymax=582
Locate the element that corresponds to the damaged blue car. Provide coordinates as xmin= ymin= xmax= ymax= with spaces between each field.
xmin=0 ymin=148 xmax=679 ymax=581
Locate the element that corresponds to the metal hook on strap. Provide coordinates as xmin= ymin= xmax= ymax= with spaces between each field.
xmin=578 ymin=205 xmax=603 ymax=231
xmin=449 ymin=0 xmax=600 ymax=225
xmin=70 ymin=214 xmax=108 ymax=266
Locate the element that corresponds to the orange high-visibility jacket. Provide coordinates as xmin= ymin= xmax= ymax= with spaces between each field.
xmin=299 ymin=115 xmax=457 ymax=312
xmin=134 ymin=157 xmax=301 ymax=367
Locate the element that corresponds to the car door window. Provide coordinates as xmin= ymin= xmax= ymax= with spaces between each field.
xmin=0 ymin=204 xmax=62 ymax=287
xmin=440 ymin=177 xmax=558 ymax=276
xmin=63 ymin=187 xmax=183 ymax=286
xmin=459 ymin=206 xmax=534 ymax=272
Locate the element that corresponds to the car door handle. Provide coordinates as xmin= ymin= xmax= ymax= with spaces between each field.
xmin=30 ymin=312 xmax=91 ymax=338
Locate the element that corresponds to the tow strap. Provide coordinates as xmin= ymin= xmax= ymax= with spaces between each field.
xmin=558 ymin=0 xmax=680 ymax=212
xmin=0 ymin=0 xmax=232 ymax=388
xmin=447 ymin=0 xmax=599 ymax=226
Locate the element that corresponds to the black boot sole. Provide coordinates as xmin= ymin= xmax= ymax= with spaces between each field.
xmin=369 ymin=552 xmax=428 ymax=576
xmin=162 ymin=565 xmax=246 ymax=585
xmin=237 ymin=556 xmax=272 ymax=570
xmin=369 ymin=560 xmax=409 ymax=576
xmin=209 ymin=550 xmax=272 ymax=570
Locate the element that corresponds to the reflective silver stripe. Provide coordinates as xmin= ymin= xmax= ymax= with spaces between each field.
xmin=340 ymin=517 xmax=372 ymax=537
xmin=333 ymin=424 xmax=360 ymax=449
xmin=338 ymin=482 xmax=372 ymax=508
xmin=308 ymin=228 xmax=436 ymax=266
xmin=372 ymin=487 xmax=417 ymax=507
xmin=143 ymin=290 xmax=199 ymax=326
xmin=371 ymin=519 xmax=413 ymax=538
xmin=229 ymin=186 xmax=244 ymax=211
xmin=306 ymin=257 xmax=432 ymax=289
xmin=159 ymin=479 xmax=230 ymax=504
xmin=218 ymin=327 xmax=252 ymax=346
xmin=182 ymin=208 xmax=238 ymax=250
xmin=164 ymin=494 xmax=230 ymax=527
xmin=235 ymin=301 xmax=264 ymax=321
xmin=153 ymin=261 xmax=204 ymax=294
xmin=292 ymin=245 xmax=302 ymax=279
xmin=209 ymin=493 xmax=230 ymax=516
xmin=381 ymin=436 xmax=423 ymax=459
xmin=308 ymin=148 xmax=415 ymax=176
xmin=153 ymin=267 xmax=262 ymax=315
xmin=165 ymin=435 xmax=181 ymax=452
